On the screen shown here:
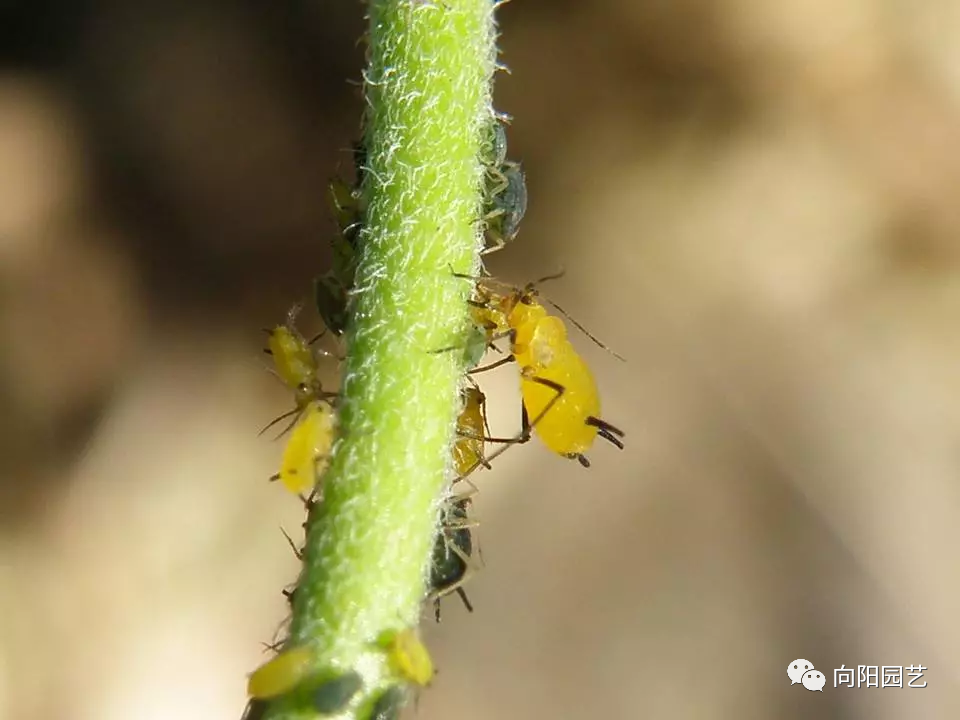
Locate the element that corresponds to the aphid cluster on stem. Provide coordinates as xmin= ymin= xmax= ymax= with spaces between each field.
xmin=245 ymin=20 xmax=625 ymax=718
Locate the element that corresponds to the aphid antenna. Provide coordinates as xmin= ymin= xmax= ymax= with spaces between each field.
xmin=258 ymin=407 xmax=302 ymax=438
xmin=544 ymin=297 xmax=627 ymax=362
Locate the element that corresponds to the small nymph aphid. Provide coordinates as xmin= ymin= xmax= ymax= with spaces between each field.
xmin=261 ymin=304 xmax=337 ymax=433
xmin=452 ymin=383 xmax=492 ymax=478
xmin=478 ymin=116 xmax=527 ymax=253
xmin=271 ymin=399 xmax=337 ymax=495
xmin=247 ymin=644 xmax=318 ymax=700
xmin=429 ymin=495 xmax=480 ymax=622
xmin=483 ymin=162 xmax=527 ymax=253
xmin=376 ymin=627 xmax=434 ymax=687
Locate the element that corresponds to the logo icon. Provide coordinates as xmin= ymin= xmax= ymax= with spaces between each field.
xmin=788 ymin=659 xmax=814 ymax=685
xmin=802 ymin=670 xmax=825 ymax=691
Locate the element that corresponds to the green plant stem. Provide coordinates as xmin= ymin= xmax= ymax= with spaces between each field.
xmin=262 ymin=1 xmax=497 ymax=718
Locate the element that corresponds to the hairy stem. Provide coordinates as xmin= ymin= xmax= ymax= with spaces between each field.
xmin=262 ymin=1 xmax=497 ymax=718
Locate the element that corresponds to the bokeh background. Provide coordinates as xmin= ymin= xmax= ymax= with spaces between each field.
xmin=2 ymin=1 xmax=960 ymax=718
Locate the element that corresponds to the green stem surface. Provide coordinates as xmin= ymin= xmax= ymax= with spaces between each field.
xmin=263 ymin=1 xmax=497 ymax=718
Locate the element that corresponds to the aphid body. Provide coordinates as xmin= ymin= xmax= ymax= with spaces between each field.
xmin=468 ymin=277 xmax=624 ymax=465
xmin=452 ymin=385 xmax=488 ymax=477
xmin=247 ymin=644 xmax=318 ymax=700
xmin=486 ymin=163 xmax=527 ymax=247
xmin=429 ymin=496 xmax=476 ymax=621
xmin=378 ymin=628 xmax=434 ymax=687
xmin=263 ymin=305 xmax=331 ymax=408
xmin=273 ymin=400 xmax=337 ymax=495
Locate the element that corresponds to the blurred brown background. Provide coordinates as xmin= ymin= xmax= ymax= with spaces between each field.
xmin=2 ymin=0 xmax=960 ymax=718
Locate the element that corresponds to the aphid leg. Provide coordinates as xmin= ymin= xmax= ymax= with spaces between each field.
xmin=468 ymin=353 xmax=515 ymax=375
xmin=455 ymin=587 xmax=474 ymax=612
xmin=427 ymin=539 xmax=481 ymax=613
xmin=486 ymin=166 xmax=509 ymax=197
xmin=479 ymin=237 xmax=506 ymax=256
xmin=280 ymin=527 xmax=302 ymax=560
xmin=454 ymin=424 xmax=493 ymax=471
xmin=480 ymin=373 xmax=568 ymax=467
xmin=451 ymin=475 xmax=481 ymax=500
xmin=306 ymin=329 xmax=327 ymax=346
xmin=301 ymin=485 xmax=321 ymax=511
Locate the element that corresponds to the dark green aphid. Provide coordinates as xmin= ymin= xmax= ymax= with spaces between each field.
xmin=483 ymin=162 xmax=527 ymax=253
xmin=367 ymin=686 xmax=407 ymax=720
xmin=430 ymin=497 xmax=476 ymax=622
xmin=313 ymin=274 xmax=349 ymax=337
xmin=312 ymin=670 xmax=364 ymax=715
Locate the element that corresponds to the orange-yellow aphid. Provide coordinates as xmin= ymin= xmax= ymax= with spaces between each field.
xmin=377 ymin=628 xmax=434 ymax=687
xmin=247 ymin=644 xmax=318 ymax=700
xmin=271 ymin=400 xmax=337 ymax=495
xmin=452 ymin=383 xmax=491 ymax=478
xmin=464 ymin=273 xmax=625 ymax=467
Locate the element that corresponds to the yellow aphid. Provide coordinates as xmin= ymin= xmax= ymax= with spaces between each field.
xmin=465 ymin=273 xmax=625 ymax=467
xmin=273 ymin=400 xmax=337 ymax=495
xmin=452 ymin=385 xmax=489 ymax=478
xmin=268 ymin=323 xmax=316 ymax=395
xmin=247 ymin=644 xmax=318 ymax=699
xmin=263 ymin=304 xmax=333 ymax=412
xmin=520 ymin=345 xmax=601 ymax=457
xmin=378 ymin=628 xmax=434 ymax=687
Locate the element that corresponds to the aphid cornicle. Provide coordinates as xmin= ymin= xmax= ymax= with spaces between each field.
xmin=271 ymin=399 xmax=337 ymax=495
xmin=464 ymin=274 xmax=626 ymax=468
xmin=429 ymin=496 xmax=478 ymax=622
